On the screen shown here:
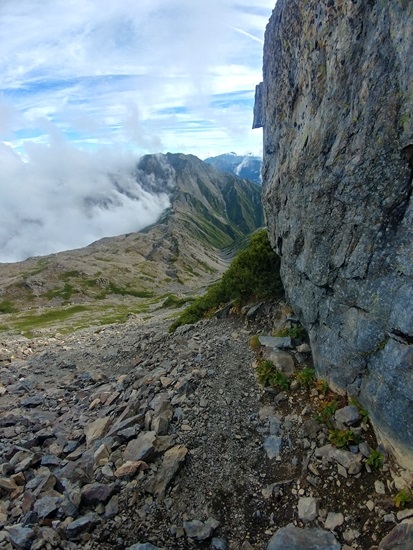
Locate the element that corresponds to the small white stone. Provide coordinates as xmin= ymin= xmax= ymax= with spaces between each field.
xmin=298 ymin=496 xmax=318 ymax=523
xmin=374 ymin=480 xmax=386 ymax=495
xmin=397 ymin=509 xmax=413 ymax=521
xmin=366 ymin=500 xmax=375 ymax=512
xmin=343 ymin=528 xmax=360 ymax=543
xmin=324 ymin=512 xmax=344 ymax=531
xmin=337 ymin=464 xmax=347 ymax=478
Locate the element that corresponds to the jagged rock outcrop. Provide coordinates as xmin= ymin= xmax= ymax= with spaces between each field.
xmin=258 ymin=0 xmax=413 ymax=468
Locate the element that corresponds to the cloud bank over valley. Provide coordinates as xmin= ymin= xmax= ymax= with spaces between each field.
xmin=0 ymin=142 xmax=171 ymax=262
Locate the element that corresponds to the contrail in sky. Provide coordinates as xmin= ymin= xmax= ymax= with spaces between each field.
xmin=229 ymin=26 xmax=264 ymax=44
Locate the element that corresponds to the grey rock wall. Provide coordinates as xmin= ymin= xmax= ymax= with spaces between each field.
xmin=259 ymin=0 xmax=413 ymax=468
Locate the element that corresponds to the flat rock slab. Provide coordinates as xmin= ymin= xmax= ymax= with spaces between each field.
xmin=124 ymin=431 xmax=157 ymax=462
xmin=267 ymin=523 xmax=341 ymax=550
xmin=298 ymin=497 xmax=318 ymax=523
xmin=259 ymin=336 xmax=293 ymax=350
xmin=263 ymin=435 xmax=283 ymax=460
xmin=183 ymin=519 xmax=214 ymax=541
xmin=85 ymin=417 xmax=112 ymax=448
xmin=65 ymin=512 xmax=100 ymax=539
xmin=378 ymin=520 xmax=413 ymax=550
xmin=81 ymin=482 xmax=116 ymax=506
xmin=126 ymin=544 xmax=166 ymax=550
xmin=147 ymin=444 xmax=188 ymax=498
xmin=7 ymin=525 xmax=35 ymax=549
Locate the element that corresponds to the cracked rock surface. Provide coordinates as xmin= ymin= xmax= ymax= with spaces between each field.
xmin=259 ymin=0 xmax=413 ymax=468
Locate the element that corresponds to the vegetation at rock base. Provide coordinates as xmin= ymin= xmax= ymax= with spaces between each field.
xmin=256 ymin=359 xmax=290 ymax=390
xmin=296 ymin=367 xmax=316 ymax=389
xmin=315 ymin=378 xmax=329 ymax=396
xmin=366 ymin=449 xmax=385 ymax=470
xmin=394 ymin=487 xmax=412 ymax=508
xmin=273 ymin=323 xmax=307 ymax=340
xmin=169 ymin=229 xmax=283 ymax=332
xmin=328 ymin=428 xmax=361 ymax=449
xmin=0 ymin=300 xmax=16 ymax=314
xmin=349 ymin=397 xmax=369 ymax=421
xmin=249 ymin=335 xmax=262 ymax=352
xmin=315 ymin=399 xmax=339 ymax=427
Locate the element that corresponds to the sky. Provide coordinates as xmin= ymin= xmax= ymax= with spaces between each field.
xmin=0 ymin=0 xmax=275 ymax=262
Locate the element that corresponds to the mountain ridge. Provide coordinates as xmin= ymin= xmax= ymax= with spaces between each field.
xmin=0 ymin=153 xmax=263 ymax=335
xmin=204 ymin=152 xmax=262 ymax=185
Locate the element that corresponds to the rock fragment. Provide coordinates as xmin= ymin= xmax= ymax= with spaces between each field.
xmin=378 ymin=520 xmax=413 ymax=549
xmin=85 ymin=417 xmax=112 ymax=447
xmin=183 ymin=519 xmax=214 ymax=541
xmin=124 ymin=431 xmax=157 ymax=462
xmin=298 ymin=497 xmax=318 ymax=523
xmin=263 ymin=435 xmax=282 ymax=459
xmin=147 ymin=445 xmax=188 ymax=498
xmin=266 ymin=523 xmax=341 ymax=549
xmin=324 ymin=512 xmax=344 ymax=531
xmin=65 ymin=512 xmax=100 ymax=539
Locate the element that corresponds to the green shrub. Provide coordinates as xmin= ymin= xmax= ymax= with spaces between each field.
xmin=366 ymin=449 xmax=384 ymax=469
xmin=108 ymin=282 xmax=154 ymax=298
xmin=44 ymin=283 xmax=75 ymax=302
xmin=162 ymin=294 xmax=194 ymax=308
xmin=288 ymin=324 xmax=307 ymax=340
xmin=169 ymin=229 xmax=283 ymax=331
xmin=328 ymin=429 xmax=360 ymax=449
xmin=58 ymin=270 xmax=81 ymax=280
xmin=296 ymin=368 xmax=315 ymax=389
xmin=394 ymin=488 xmax=412 ymax=508
xmin=249 ymin=335 xmax=261 ymax=352
xmin=256 ymin=359 xmax=290 ymax=390
xmin=315 ymin=399 xmax=338 ymax=426
xmin=0 ymin=300 xmax=16 ymax=314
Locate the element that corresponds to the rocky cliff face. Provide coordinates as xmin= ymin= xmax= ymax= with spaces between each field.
xmin=258 ymin=0 xmax=413 ymax=468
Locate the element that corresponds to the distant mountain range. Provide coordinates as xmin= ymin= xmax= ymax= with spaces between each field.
xmin=0 ymin=153 xmax=264 ymax=329
xmin=204 ymin=153 xmax=262 ymax=185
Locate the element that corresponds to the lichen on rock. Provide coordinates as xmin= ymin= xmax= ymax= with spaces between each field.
xmin=259 ymin=0 xmax=413 ymax=468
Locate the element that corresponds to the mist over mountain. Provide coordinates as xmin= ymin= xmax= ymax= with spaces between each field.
xmin=0 ymin=143 xmax=174 ymax=263
xmin=204 ymin=152 xmax=262 ymax=184
xmin=0 ymin=153 xmax=263 ymax=315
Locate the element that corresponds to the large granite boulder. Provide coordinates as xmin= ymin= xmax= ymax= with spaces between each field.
xmin=257 ymin=0 xmax=413 ymax=468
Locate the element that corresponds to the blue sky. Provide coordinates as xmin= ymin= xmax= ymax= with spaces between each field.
xmin=0 ymin=0 xmax=274 ymax=159
xmin=0 ymin=0 xmax=275 ymax=262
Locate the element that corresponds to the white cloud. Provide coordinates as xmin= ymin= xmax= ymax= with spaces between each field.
xmin=0 ymin=139 xmax=170 ymax=262
xmin=0 ymin=0 xmax=273 ymax=157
